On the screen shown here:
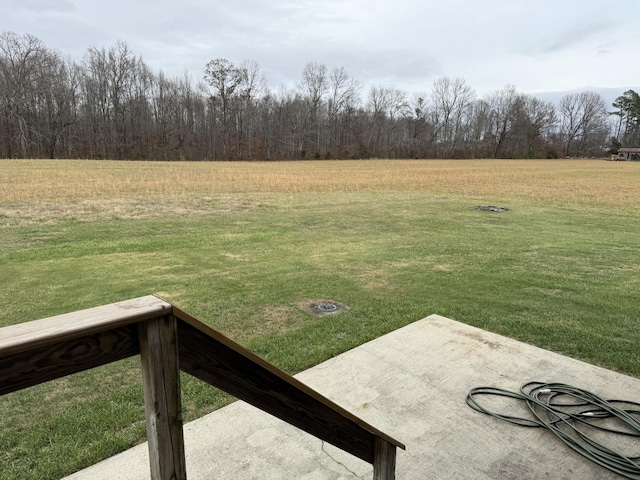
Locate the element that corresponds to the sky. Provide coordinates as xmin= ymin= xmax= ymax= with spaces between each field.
xmin=2 ymin=0 xmax=639 ymax=97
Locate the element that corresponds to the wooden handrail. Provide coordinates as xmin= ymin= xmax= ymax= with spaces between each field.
xmin=0 ymin=296 xmax=404 ymax=479
xmin=0 ymin=295 xmax=172 ymax=357
xmin=0 ymin=296 xmax=168 ymax=396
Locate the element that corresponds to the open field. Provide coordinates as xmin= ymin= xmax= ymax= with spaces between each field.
xmin=2 ymin=159 xmax=639 ymax=205
xmin=1 ymin=159 xmax=640 ymax=479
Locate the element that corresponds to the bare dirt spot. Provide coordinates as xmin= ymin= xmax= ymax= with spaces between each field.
xmin=227 ymin=305 xmax=303 ymax=343
xmin=434 ymin=264 xmax=454 ymax=272
xmin=0 ymin=196 xmax=266 ymax=227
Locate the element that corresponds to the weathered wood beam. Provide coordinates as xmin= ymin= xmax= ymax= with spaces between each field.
xmin=139 ymin=315 xmax=187 ymax=480
xmin=174 ymin=307 xmax=405 ymax=465
xmin=373 ymin=437 xmax=398 ymax=480
xmin=0 ymin=324 xmax=139 ymax=396
xmin=0 ymin=295 xmax=172 ymax=357
xmin=0 ymin=296 xmax=170 ymax=397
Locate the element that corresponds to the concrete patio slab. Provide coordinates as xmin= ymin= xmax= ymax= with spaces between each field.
xmin=64 ymin=314 xmax=640 ymax=479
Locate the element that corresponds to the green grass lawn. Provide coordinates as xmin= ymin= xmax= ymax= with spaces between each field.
xmin=1 ymin=161 xmax=639 ymax=479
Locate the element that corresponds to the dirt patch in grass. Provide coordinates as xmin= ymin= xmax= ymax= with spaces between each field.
xmin=0 ymin=196 xmax=266 ymax=227
xmin=433 ymin=264 xmax=455 ymax=272
xmin=226 ymin=305 xmax=305 ymax=343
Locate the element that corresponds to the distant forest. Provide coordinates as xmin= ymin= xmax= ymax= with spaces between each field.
xmin=1 ymin=32 xmax=639 ymax=161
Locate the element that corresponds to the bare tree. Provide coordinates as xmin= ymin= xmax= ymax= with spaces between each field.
xmin=204 ymin=58 xmax=249 ymax=159
xmin=296 ymin=62 xmax=328 ymax=157
xmin=232 ymin=59 xmax=267 ymax=159
xmin=430 ymin=77 xmax=475 ymax=157
xmin=80 ymin=41 xmax=143 ymax=158
xmin=326 ymin=66 xmax=361 ymax=157
xmin=366 ymin=85 xmax=391 ymax=154
xmin=407 ymin=94 xmax=434 ymax=156
xmin=467 ymin=99 xmax=492 ymax=157
xmin=515 ymin=96 xmax=557 ymax=157
xmin=41 ymin=56 xmax=80 ymax=158
xmin=364 ymin=86 xmax=410 ymax=157
xmin=0 ymin=32 xmax=64 ymax=158
xmin=559 ymin=91 xmax=608 ymax=157
xmin=486 ymin=85 xmax=524 ymax=157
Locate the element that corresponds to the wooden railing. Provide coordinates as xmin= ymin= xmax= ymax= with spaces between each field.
xmin=0 ymin=295 xmax=405 ymax=479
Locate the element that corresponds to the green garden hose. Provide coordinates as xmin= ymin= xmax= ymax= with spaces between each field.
xmin=466 ymin=382 xmax=640 ymax=479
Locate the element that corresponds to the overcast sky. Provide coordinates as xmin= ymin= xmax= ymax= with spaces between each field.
xmin=2 ymin=0 xmax=639 ymax=96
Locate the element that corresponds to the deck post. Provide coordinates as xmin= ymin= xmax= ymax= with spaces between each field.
xmin=373 ymin=436 xmax=397 ymax=480
xmin=139 ymin=315 xmax=187 ymax=480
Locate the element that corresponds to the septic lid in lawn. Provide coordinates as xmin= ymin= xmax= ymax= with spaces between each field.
xmin=475 ymin=205 xmax=509 ymax=212
xmin=316 ymin=302 xmax=338 ymax=312
xmin=300 ymin=300 xmax=348 ymax=316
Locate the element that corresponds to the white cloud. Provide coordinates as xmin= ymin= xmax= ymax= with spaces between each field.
xmin=0 ymin=0 xmax=638 ymax=94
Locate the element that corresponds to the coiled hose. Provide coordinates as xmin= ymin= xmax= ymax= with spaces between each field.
xmin=466 ymin=382 xmax=640 ymax=479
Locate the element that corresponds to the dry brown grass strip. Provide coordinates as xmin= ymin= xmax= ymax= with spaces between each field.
xmin=1 ymin=159 xmax=639 ymax=205
xmin=0 ymin=196 xmax=263 ymax=227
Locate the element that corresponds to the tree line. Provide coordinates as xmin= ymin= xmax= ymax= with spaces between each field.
xmin=1 ymin=32 xmax=637 ymax=161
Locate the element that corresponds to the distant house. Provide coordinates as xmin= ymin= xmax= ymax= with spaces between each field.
xmin=617 ymin=148 xmax=640 ymax=161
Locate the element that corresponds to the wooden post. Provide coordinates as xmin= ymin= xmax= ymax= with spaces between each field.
xmin=373 ymin=437 xmax=397 ymax=480
xmin=139 ymin=315 xmax=187 ymax=480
